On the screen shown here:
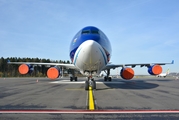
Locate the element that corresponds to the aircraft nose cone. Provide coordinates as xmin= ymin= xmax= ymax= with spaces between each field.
xmin=73 ymin=39 xmax=107 ymax=73
xmin=83 ymin=40 xmax=96 ymax=48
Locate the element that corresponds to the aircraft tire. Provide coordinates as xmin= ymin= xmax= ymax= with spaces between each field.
xmin=75 ymin=77 xmax=77 ymax=81
xmin=104 ymin=76 xmax=107 ymax=81
xmin=70 ymin=77 xmax=73 ymax=81
xmin=92 ymin=81 xmax=96 ymax=90
xmin=85 ymin=81 xmax=89 ymax=90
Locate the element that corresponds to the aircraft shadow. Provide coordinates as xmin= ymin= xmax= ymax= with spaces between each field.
xmin=96 ymin=79 xmax=159 ymax=90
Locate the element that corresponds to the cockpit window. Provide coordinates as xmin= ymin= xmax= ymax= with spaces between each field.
xmin=82 ymin=30 xmax=90 ymax=34
xmin=91 ymin=30 xmax=99 ymax=34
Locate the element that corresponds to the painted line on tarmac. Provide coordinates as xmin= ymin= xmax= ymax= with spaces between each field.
xmin=1 ymin=110 xmax=179 ymax=114
xmin=65 ymin=88 xmax=84 ymax=90
xmin=88 ymin=86 xmax=95 ymax=110
xmin=50 ymin=80 xmax=125 ymax=84
xmin=96 ymin=82 xmax=125 ymax=84
xmin=49 ymin=80 xmax=85 ymax=84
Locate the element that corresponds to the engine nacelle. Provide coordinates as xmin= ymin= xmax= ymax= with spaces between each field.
xmin=47 ymin=67 xmax=61 ymax=80
xmin=148 ymin=64 xmax=162 ymax=75
xmin=18 ymin=64 xmax=34 ymax=74
xmin=120 ymin=67 xmax=134 ymax=80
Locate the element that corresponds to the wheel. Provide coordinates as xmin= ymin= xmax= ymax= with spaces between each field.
xmin=104 ymin=76 xmax=107 ymax=81
xmin=85 ymin=81 xmax=89 ymax=90
xmin=92 ymin=80 xmax=96 ymax=90
xmin=75 ymin=77 xmax=77 ymax=81
xmin=108 ymin=77 xmax=112 ymax=81
xmin=70 ymin=77 xmax=73 ymax=81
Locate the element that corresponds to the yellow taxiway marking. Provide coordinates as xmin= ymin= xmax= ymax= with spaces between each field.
xmin=88 ymin=86 xmax=95 ymax=110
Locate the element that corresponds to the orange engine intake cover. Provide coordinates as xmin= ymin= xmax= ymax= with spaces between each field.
xmin=47 ymin=67 xmax=60 ymax=80
xmin=121 ymin=68 xmax=134 ymax=80
xmin=152 ymin=65 xmax=162 ymax=75
xmin=18 ymin=64 xmax=29 ymax=74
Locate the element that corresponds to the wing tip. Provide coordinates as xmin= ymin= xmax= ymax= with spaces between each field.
xmin=171 ymin=60 xmax=174 ymax=64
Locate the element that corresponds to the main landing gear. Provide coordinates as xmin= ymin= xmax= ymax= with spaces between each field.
xmin=70 ymin=70 xmax=78 ymax=81
xmin=104 ymin=76 xmax=112 ymax=81
xmin=85 ymin=77 xmax=96 ymax=90
xmin=104 ymin=69 xmax=112 ymax=81
xmin=70 ymin=77 xmax=78 ymax=81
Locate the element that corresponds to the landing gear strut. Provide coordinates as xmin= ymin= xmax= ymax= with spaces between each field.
xmin=85 ymin=77 xmax=96 ymax=90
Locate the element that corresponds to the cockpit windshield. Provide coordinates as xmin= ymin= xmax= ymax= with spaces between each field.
xmin=91 ymin=30 xmax=99 ymax=34
xmin=82 ymin=30 xmax=90 ymax=34
xmin=81 ymin=30 xmax=99 ymax=34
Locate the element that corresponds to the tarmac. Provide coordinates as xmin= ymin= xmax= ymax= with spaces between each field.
xmin=0 ymin=76 xmax=179 ymax=119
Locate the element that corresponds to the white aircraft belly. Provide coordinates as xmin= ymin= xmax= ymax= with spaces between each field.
xmin=74 ymin=40 xmax=107 ymax=74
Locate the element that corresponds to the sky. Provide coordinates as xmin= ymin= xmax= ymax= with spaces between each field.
xmin=0 ymin=0 xmax=179 ymax=75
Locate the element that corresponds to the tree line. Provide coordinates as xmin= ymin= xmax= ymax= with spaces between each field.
xmin=0 ymin=57 xmax=73 ymax=77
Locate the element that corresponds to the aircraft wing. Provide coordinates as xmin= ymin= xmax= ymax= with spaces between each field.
xmin=103 ymin=60 xmax=174 ymax=70
xmin=7 ymin=61 xmax=78 ymax=70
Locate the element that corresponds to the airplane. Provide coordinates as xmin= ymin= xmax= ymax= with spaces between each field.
xmin=8 ymin=26 xmax=174 ymax=90
xmin=157 ymin=69 xmax=170 ymax=78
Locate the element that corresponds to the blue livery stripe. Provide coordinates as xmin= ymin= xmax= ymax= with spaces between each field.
xmin=99 ymin=48 xmax=107 ymax=65
xmin=74 ymin=48 xmax=82 ymax=65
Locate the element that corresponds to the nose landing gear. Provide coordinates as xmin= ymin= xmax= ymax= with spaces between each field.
xmin=85 ymin=77 xmax=96 ymax=90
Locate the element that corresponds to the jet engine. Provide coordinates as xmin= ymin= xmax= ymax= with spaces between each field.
xmin=18 ymin=64 xmax=34 ymax=74
xmin=47 ymin=67 xmax=61 ymax=80
xmin=148 ymin=64 xmax=162 ymax=75
xmin=120 ymin=67 xmax=134 ymax=80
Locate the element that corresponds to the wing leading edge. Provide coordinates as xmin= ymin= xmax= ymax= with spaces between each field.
xmin=7 ymin=61 xmax=78 ymax=70
xmin=103 ymin=60 xmax=174 ymax=70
